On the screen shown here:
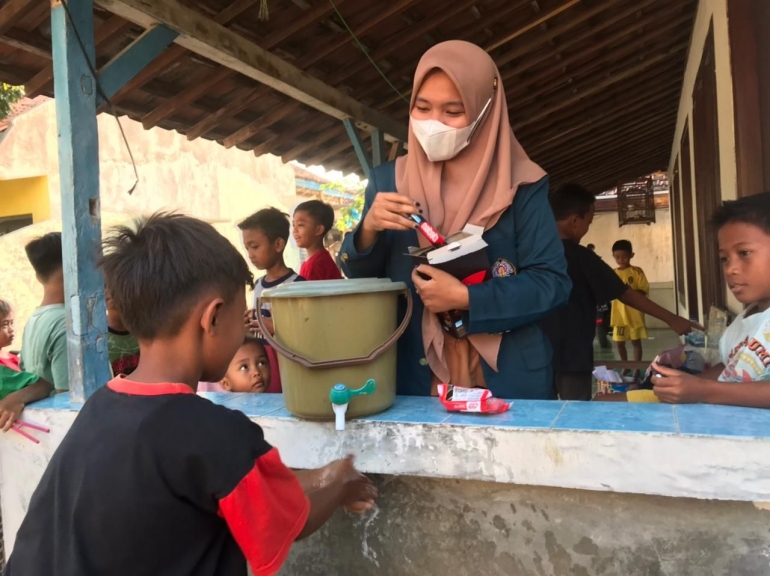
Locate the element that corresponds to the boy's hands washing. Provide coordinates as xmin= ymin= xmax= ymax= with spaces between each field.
xmin=322 ymin=455 xmax=378 ymax=514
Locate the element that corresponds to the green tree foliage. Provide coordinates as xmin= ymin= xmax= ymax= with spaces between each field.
xmin=321 ymin=180 xmax=366 ymax=232
xmin=0 ymin=84 xmax=24 ymax=120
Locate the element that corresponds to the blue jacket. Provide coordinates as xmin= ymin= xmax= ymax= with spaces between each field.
xmin=339 ymin=162 xmax=571 ymax=399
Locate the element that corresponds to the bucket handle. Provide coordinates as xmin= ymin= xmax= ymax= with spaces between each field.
xmin=256 ymin=289 xmax=413 ymax=370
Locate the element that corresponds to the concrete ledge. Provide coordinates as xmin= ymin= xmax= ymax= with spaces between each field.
xmin=6 ymin=393 xmax=770 ymax=502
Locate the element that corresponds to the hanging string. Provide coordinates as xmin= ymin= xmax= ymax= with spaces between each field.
xmin=258 ymin=0 xmax=269 ymax=21
xmin=328 ymin=0 xmax=410 ymax=105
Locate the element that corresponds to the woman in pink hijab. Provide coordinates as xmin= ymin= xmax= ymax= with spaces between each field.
xmin=339 ymin=41 xmax=571 ymax=399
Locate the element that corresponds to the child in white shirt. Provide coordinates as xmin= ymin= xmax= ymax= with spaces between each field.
xmin=652 ymin=192 xmax=770 ymax=407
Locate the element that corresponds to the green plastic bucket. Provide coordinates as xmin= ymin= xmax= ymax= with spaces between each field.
xmin=258 ymin=279 xmax=412 ymax=420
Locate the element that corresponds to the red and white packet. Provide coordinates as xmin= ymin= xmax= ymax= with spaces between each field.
xmin=437 ymin=383 xmax=511 ymax=414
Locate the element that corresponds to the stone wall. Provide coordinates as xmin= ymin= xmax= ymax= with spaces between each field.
xmin=0 ymin=101 xmax=299 ymax=333
xmin=284 ymin=474 xmax=770 ymax=576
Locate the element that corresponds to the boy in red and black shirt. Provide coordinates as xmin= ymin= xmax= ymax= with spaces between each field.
xmin=6 ymin=214 xmax=376 ymax=576
xmin=293 ymin=200 xmax=343 ymax=280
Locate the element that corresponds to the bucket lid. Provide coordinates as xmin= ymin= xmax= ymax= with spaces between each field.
xmin=262 ymin=278 xmax=407 ymax=298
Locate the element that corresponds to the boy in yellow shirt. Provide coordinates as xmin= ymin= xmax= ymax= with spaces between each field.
xmin=611 ymin=240 xmax=650 ymax=364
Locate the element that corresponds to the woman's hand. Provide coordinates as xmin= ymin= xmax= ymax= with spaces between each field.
xmin=356 ymin=193 xmax=420 ymax=253
xmin=411 ymin=265 xmax=470 ymax=313
xmin=362 ymin=193 xmax=420 ymax=233
xmin=651 ymin=363 xmax=709 ymax=404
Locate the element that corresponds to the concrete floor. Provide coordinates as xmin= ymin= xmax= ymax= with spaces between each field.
xmin=593 ymin=329 xmax=682 ymax=364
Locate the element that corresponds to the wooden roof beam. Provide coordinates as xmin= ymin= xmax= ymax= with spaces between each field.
xmin=328 ymin=0 xmax=478 ymax=87
xmin=0 ymin=0 xmax=34 ymax=37
xmin=0 ymin=28 xmax=50 ymax=60
xmin=486 ymin=0 xmax=582 ymax=53
xmin=252 ymin=115 xmax=335 ymax=156
xmin=513 ymin=56 xmax=688 ymax=141
xmin=512 ymin=49 xmax=686 ymax=132
xmin=282 ymin=124 xmax=347 ymax=165
xmin=507 ymin=35 xmax=691 ymax=117
xmin=525 ymin=84 xmax=681 ymax=152
xmin=550 ymin=135 xmax=673 ymax=183
xmin=223 ymin=101 xmax=301 ymax=148
xmin=176 ymin=0 xmax=352 ymax=139
xmin=299 ymin=0 xmax=417 ymax=71
xmin=25 ymin=15 xmax=131 ymax=97
xmin=368 ymin=0 xmax=602 ymax=109
xmin=217 ymin=0 xmax=418 ymax=146
xmin=96 ymin=0 xmax=406 ymax=141
xmin=304 ymin=133 xmax=355 ymax=166
xmin=570 ymin=151 xmax=670 ymax=192
xmin=504 ymin=11 xmax=694 ymax=103
xmin=106 ymin=0 xmax=262 ymax=106
xmin=535 ymin=111 xmax=678 ymax=171
xmin=502 ymin=0 xmax=692 ymax=86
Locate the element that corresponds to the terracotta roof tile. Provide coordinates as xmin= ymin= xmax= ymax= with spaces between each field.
xmin=0 ymin=96 xmax=50 ymax=133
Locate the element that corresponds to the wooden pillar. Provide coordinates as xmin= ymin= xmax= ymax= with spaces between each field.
xmin=51 ymin=0 xmax=111 ymax=402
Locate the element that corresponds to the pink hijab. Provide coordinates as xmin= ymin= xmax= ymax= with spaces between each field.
xmin=395 ymin=41 xmax=546 ymax=384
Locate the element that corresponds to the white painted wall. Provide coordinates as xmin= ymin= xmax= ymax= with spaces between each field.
xmin=583 ymin=208 xmax=674 ymax=284
xmin=5 ymin=402 xmax=770 ymax=559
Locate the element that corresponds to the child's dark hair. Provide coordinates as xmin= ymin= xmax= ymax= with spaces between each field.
xmin=25 ymin=232 xmax=63 ymax=280
xmin=99 ymin=213 xmax=253 ymax=340
xmin=711 ymin=192 xmax=770 ymax=234
xmin=241 ymin=334 xmax=266 ymax=352
xmin=295 ymin=200 xmax=335 ymax=235
xmin=586 ymin=243 xmax=596 ymax=251
xmin=238 ymin=207 xmax=290 ymax=242
xmin=0 ymin=299 xmax=11 ymax=319
xmin=612 ymin=240 xmax=633 ymax=253
xmin=548 ymin=184 xmax=596 ymax=220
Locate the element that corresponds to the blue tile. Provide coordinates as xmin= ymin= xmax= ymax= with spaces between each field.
xmin=197 ymin=392 xmax=239 ymax=406
xmin=676 ymin=404 xmax=770 ymax=438
xmin=26 ymin=392 xmax=82 ymax=411
xmin=358 ymin=396 xmax=451 ymax=424
xmin=553 ymin=402 xmax=678 ymax=434
xmin=218 ymin=393 xmax=286 ymax=417
xmin=446 ymin=400 xmax=565 ymax=429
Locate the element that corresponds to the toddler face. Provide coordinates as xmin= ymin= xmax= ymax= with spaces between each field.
xmin=221 ymin=340 xmax=270 ymax=393
xmin=0 ymin=310 xmax=14 ymax=348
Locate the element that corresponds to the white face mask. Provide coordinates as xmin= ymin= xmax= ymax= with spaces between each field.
xmin=410 ymin=97 xmax=493 ymax=162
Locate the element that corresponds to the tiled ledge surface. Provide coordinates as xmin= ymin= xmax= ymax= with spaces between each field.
xmin=19 ymin=393 xmax=770 ymax=502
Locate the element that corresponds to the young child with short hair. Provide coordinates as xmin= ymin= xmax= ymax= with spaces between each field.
xmin=649 ymin=192 xmax=770 ymax=407
xmin=0 ymin=298 xmax=19 ymax=370
xmin=20 ymin=232 xmax=69 ymax=392
xmin=6 ymin=213 xmax=377 ymax=576
xmin=106 ymin=289 xmax=140 ymax=377
xmin=219 ymin=336 xmax=271 ymax=393
xmin=0 ymin=298 xmax=54 ymax=431
xmin=611 ymin=239 xmax=650 ymax=364
xmin=293 ymin=200 xmax=343 ymax=281
xmin=541 ymin=184 xmax=699 ymax=400
xmin=240 ymin=207 xmax=305 ymax=393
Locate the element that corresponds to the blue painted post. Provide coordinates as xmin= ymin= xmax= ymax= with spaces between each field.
xmin=371 ymin=130 xmax=384 ymax=168
xmin=343 ymin=118 xmax=371 ymax=178
xmin=51 ymin=0 xmax=111 ymax=402
xmin=96 ymin=25 xmax=179 ymax=107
